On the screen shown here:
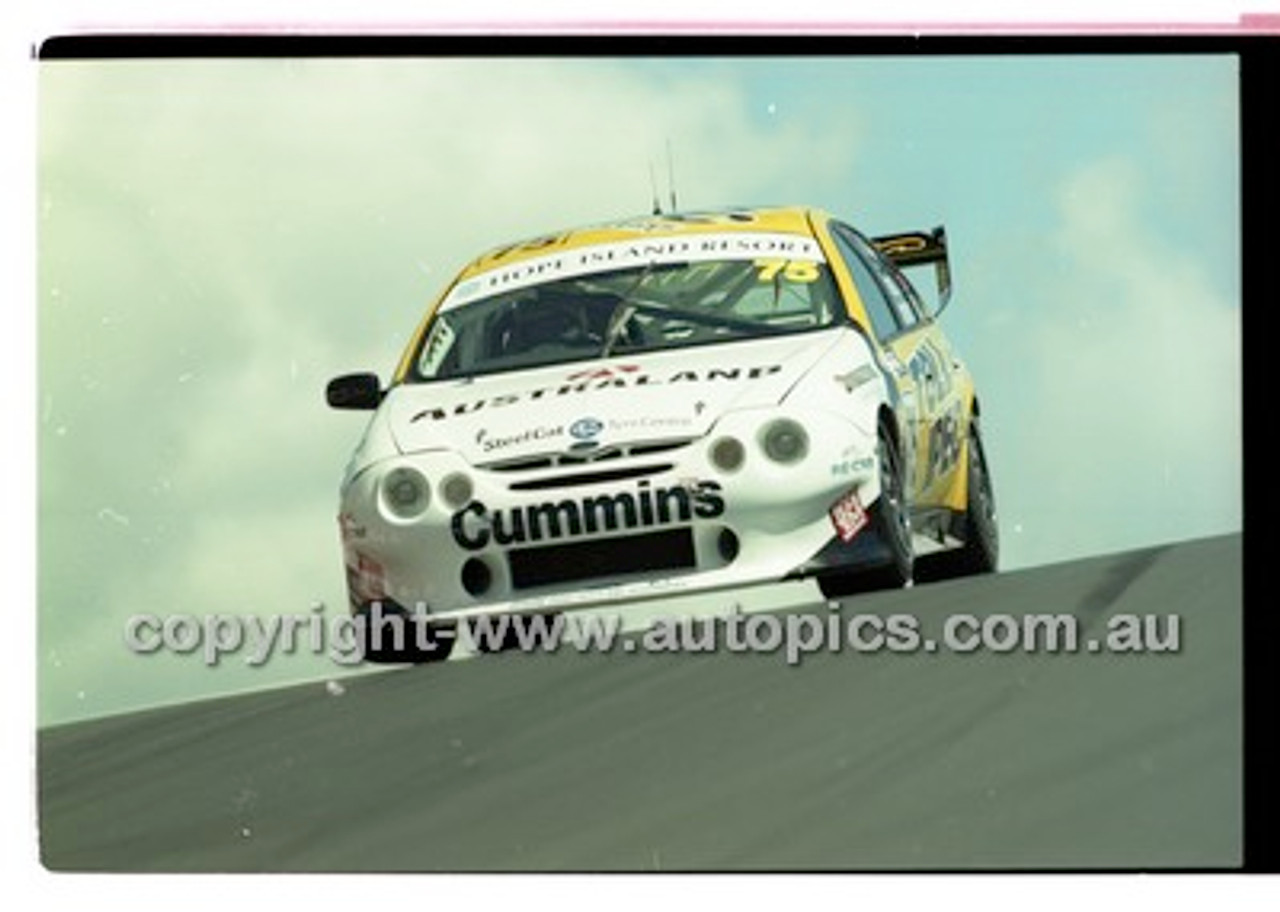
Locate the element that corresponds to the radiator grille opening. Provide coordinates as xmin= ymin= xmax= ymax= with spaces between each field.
xmin=508 ymin=464 xmax=673 ymax=491
xmin=483 ymin=439 xmax=691 ymax=473
xmin=507 ymin=528 xmax=695 ymax=590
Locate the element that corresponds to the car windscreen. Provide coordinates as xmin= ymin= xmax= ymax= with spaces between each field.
xmin=410 ymin=252 xmax=843 ymax=382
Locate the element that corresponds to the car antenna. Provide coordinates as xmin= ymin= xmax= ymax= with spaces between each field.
xmin=666 ymin=139 xmax=678 ymax=213
xmin=649 ymin=160 xmax=663 ymax=215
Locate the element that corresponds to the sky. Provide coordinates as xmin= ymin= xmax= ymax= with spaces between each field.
xmin=34 ymin=52 xmax=1241 ymax=726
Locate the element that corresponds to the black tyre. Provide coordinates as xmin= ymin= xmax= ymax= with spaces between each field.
xmin=819 ymin=424 xmax=914 ymax=597
xmin=356 ymin=602 xmax=456 ymax=664
xmin=467 ymin=613 xmax=559 ymax=654
xmin=955 ymin=417 xmax=999 ymax=573
xmin=918 ymin=417 xmax=998 ymax=580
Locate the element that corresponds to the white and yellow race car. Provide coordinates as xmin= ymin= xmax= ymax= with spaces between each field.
xmin=327 ymin=206 xmax=997 ymax=659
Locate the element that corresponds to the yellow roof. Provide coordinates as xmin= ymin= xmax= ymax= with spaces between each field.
xmin=458 ymin=206 xmax=824 ymax=279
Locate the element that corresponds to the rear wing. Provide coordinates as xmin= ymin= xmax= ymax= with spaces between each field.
xmin=873 ymin=226 xmax=951 ymax=309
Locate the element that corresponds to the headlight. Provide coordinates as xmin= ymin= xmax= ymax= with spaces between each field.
xmin=439 ymin=472 xmax=474 ymax=510
xmin=380 ymin=466 xmax=430 ymax=520
xmin=709 ymin=436 xmax=746 ymax=473
xmin=761 ymin=419 xmax=809 ymax=465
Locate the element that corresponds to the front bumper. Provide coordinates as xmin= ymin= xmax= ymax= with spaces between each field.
xmin=338 ymin=406 xmax=883 ymax=622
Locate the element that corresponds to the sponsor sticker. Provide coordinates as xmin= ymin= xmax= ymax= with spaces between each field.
xmin=830 ymin=456 xmax=876 ymax=478
xmin=410 ymin=364 xmax=781 ymax=423
xmin=569 ymin=417 xmax=604 ymax=440
xmin=440 ymin=232 xmax=826 ymax=312
xmin=346 ymin=551 xmax=388 ymax=602
xmin=338 ymin=513 xmax=367 ymax=543
xmin=829 ymin=490 xmax=869 ymax=542
xmin=566 ymin=364 xmax=641 ymax=382
xmin=417 ymin=317 xmax=457 ymax=378
xmin=834 ymin=364 xmax=878 ymax=392
xmin=450 ymin=479 xmax=726 ymax=551
xmin=608 ymin=414 xmax=695 ymax=433
xmin=475 ymin=425 xmax=564 ymax=453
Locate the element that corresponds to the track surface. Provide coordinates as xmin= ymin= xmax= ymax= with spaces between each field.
xmin=39 ymin=535 xmax=1241 ymax=871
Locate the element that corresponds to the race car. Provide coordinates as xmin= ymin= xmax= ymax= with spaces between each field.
xmin=326 ymin=206 xmax=997 ymax=660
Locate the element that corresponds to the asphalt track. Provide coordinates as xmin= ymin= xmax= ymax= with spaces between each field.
xmin=38 ymin=534 xmax=1241 ymax=871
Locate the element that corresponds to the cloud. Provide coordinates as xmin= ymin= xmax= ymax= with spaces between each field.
xmin=991 ymin=155 xmax=1240 ymax=566
xmin=37 ymin=59 xmax=861 ymax=723
xmin=37 ymin=56 xmax=1241 ymax=723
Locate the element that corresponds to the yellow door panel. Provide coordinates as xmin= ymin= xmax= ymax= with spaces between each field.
xmin=888 ymin=324 xmax=971 ymax=509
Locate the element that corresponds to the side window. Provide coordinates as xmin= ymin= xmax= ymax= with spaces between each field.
xmin=840 ymin=227 xmax=923 ymax=330
xmin=830 ymin=226 xmax=901 ymax=342
xmin=880 ymin=266 xmax=925 ymax=329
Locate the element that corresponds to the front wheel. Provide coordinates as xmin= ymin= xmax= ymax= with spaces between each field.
xmin=954 ymin=417 xmax=999 ymax=573
xmin=918 ymin=417 xmax=999 ymax=581
xmin=818 ymin=424 xmax=914 ymax=597
xmin=467 ymin=612 xmax=561 ymax=654
xmin=355 ymin=602 xmax=456 ymax=664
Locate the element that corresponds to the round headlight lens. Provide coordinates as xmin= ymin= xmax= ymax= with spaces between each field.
xmin=761 ymin=419 xmax=809 ymax=465
xmin=440 ymin=472 xmax=474 ymax=510
xmin=382 ymin=466 xmax=430 ymax=519
xmin=709 ymin=436 xmax=746 ymax=473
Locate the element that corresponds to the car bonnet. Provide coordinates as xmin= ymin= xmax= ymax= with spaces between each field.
xmin=384 ymin=327 xmax=848 ymax=464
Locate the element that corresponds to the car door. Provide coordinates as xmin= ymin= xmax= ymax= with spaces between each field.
xmin=888 ymin=269 xmax=965 ymax=508
xmin=828 ymin=223 xmax=962 ymax=508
